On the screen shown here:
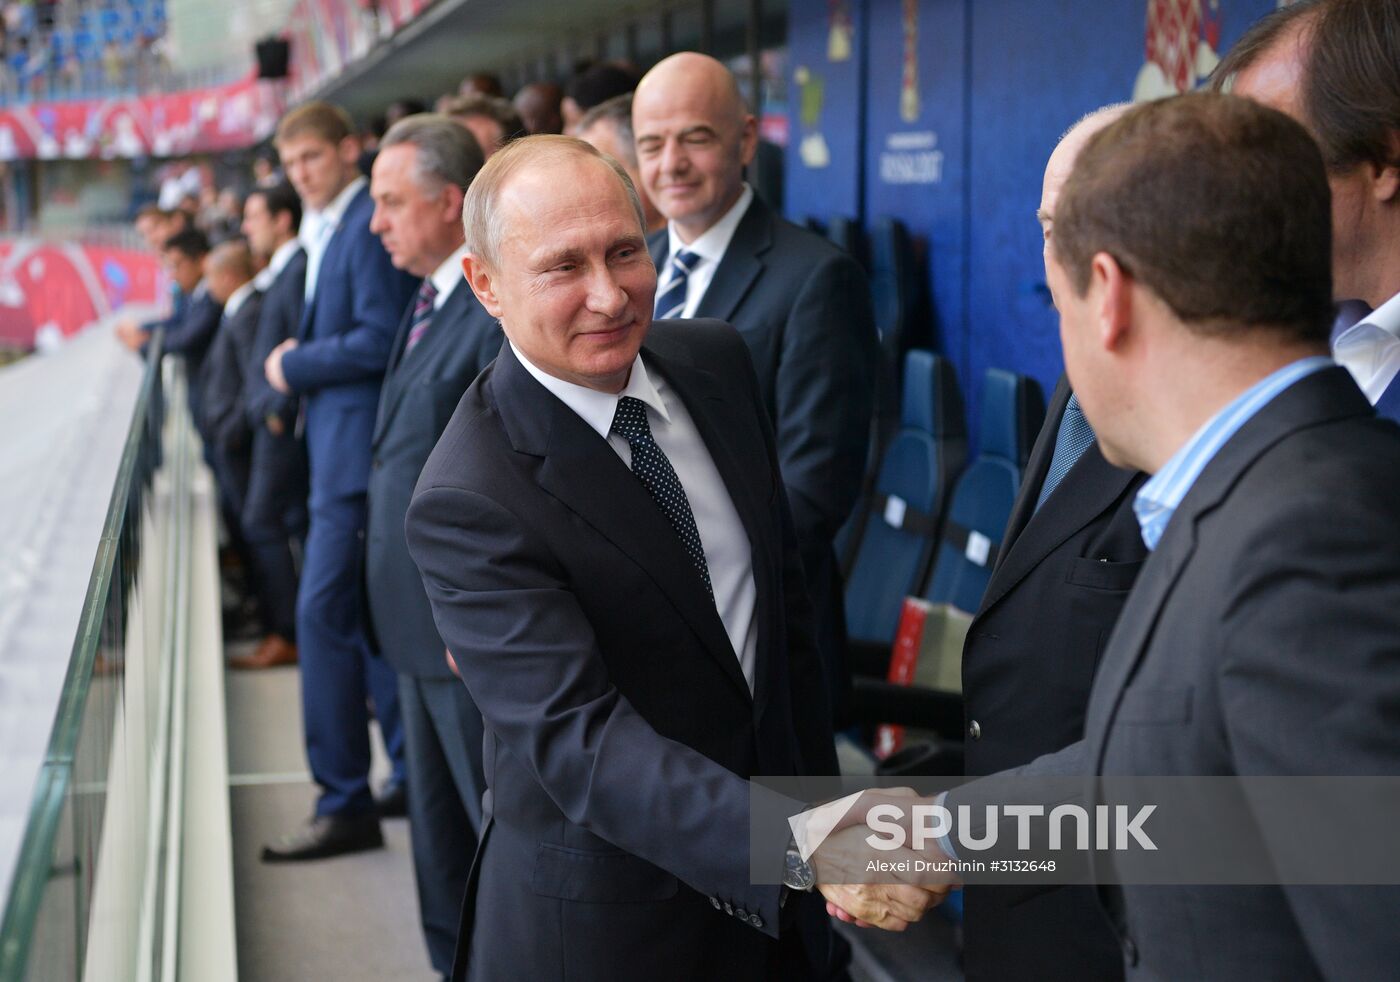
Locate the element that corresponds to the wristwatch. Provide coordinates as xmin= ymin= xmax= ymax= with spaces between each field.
xmin=783 ymin=841 xmax=815 ymax=892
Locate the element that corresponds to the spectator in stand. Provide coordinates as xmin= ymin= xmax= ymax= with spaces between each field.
xmin=261 ymin=101 xmax=418 ymax=861
xmin=577 ymin=93 xmax=665 ymax=234
xmin=512 ymin=80 xmax=563 ymax=134
xmin=364 ymin=112 xmax=496 ymax=979
xmin=198 ymin=240 xmax=264 ymax=586
xmin=385 ymin=98 xmax=427 ymax=130
xmin=134 ymin=203 xmax=167 ymax=251
xmin=252 ymin=151 xmax=280 ymax=188
xmin=442 ymin=92 xmax=523 ymax=158
xmin=459 ymin=71 xmax=503 ymax=97
xmin=230 ymin=181 xmax=307 ymax=672
xmin=562 ymin=60 xmax=640 ymax=134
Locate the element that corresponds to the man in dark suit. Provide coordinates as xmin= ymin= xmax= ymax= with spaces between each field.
xmin=956 ymin=104 xmax=1141 ymax=982
xmin=632 ymin=53 xmax=878 ymax=721
xmin=261 ymin=102 xmax=419 ymax=861
xmin=836 ymin=93 xmax=1400 ymax=979
xmin=363 ymin=114 xmax=497 ymax=976
xmin=1220 ymin=0 xmax=1400 ymax=423
xmin=230 ymin=181 xmax=307 ymax=670
xmin=404 ymin=136 xmax=932 ymax=981
xmin=198 ymin=241 xmax=263 ymax=549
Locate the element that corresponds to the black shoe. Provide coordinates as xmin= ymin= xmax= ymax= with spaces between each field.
xmin=260 ymin=813 xmax=383 ymax=863
xmin=375 ymin=780 xmax=408 ymax=819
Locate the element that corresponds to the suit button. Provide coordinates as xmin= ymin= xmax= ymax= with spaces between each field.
xmin=1122 ymin=935 xmax=1139 ymax=966
xmin=710 ymin=897 xmax=721 ymax=910
xmin=968 ymin=720 xmax=982 ymax=740
xmin=723 ymin=902 xmax=734 ymax=916
xmin=735 ymin=906 xmax=748 ymax=919
xmin=748 ymin=913 xmax=763 ymax=928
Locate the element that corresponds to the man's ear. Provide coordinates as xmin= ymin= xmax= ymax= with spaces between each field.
xmin=738 ymin=114 xmax=759 ymax=168
xmin=1372 ymin=132 xmax=1400 ymax=204
xmin=338 ymin=135 xmax=362 ymax=168
xmin=441 ymin=184 xmax=465 ymax=227
xmin=462 ymin=252 xmax=504 ymax=320
xmin=1093 ymin=251 xmax=1133 ymax=352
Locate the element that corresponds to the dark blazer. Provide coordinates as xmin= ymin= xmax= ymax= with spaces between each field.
xmin=405 ymin=321 xmax=839 ymax=982
xmin=198 ymin=289 xmax=265 ymax=454
xmin=649 ymin=195 xmax=878 ymax=715
xmin=245 ymin=247 xmax=307 ymax=431
xmin=957 ymin=366 xmax=1400 ymax=980
xmin=162 ymin=287 xmax=223 ymax=425
xmin=958 ymin=375 xmax=1145 ymax=981
xmin=366 ymin=279 xmax=500 ymax=678
xmin=280 ymin=185 xmax=418 ymax=507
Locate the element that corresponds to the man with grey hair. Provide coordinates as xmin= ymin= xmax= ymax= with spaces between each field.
xmin=576 ymin=92 xmax=666 ymax=233
xmin=953 ymin=102 xmax=1145 ymax=982
xmin=402 ymin=134 xmax=931 ymax=980
xmin=364 ymin=112 xmax=499 ymax=977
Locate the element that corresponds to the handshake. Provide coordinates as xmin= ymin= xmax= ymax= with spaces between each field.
xmin=796 ymin=789 xmax=959 ymax=933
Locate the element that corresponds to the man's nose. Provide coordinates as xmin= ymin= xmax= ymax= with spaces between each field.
xmin=659 ymin=137 xmax=688 ymax=176
xmin=585 ymin=266 xmax=629 ymax=317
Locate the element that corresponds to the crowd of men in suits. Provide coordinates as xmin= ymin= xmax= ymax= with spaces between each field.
xmin=107 ymin=0 xmax=1400 ymax=977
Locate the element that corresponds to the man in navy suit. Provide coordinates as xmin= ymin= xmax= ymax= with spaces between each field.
xmin=364 ymin=114 xmax=498 ymax=976
xmin=230 ymin=181 xmax=308 ymax=670
xmin=261 ymin=102 xmax=419 ymax=861
xmin=1219 ymin=0 xmax=1400 ymax=422
xmin=632 ymin=53 xmax=878 ymax=722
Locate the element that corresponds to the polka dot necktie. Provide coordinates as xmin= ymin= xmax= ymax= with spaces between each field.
xmin=1035 ymin=392 xmax=1096 ymax=511
xmin=610 ymin=395 xmax=713 ymax=598
xmin=653 ymin=249 xmax=701 ymax=321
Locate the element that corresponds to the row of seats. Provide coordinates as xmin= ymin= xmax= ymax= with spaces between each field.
xmin=5 ymin=1 xmax=166 ymax=88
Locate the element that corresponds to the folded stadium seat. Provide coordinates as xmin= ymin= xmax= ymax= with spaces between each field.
xmin=841 ymin=350 xmax=966 ymax=669
xmin=922 ymin=367 xmax=1044 ymax=614
xmin=826 ymin=215 xmax=865 ymax=269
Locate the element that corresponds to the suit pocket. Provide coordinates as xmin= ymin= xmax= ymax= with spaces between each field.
xmin=532 ymin=843 xmax=680 ymax=903
xmin=1065 ymin=556 xmax=1144 ymax=592
xmin=1115 ymin=684 xmax=1194 ymax=725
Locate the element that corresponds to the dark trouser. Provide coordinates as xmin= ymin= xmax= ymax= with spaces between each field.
xmin=298 ymin=497 xmax=406 ymax=816
xmin=399 ymin=674 xmax=486 ymax=974
xmin=242 ymin=429 xmax=308 ymax=640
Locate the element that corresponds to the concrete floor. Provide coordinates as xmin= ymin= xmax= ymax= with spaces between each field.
xmin=224 ymin=643 xmax=435 ymax=982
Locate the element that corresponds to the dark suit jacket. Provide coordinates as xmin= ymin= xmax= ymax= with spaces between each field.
xmin=281 ymin=185 xmax=418 ymax=508
xmin=1374 ymin=371 xmax=1400 ymax=423
xmin=649 ymin=195 xmax=878 ymax=716
xmin=198 ymin=290 xmax=265 ymax=454
xmin=405 ymin=321 xmax=839 ymax=982
xmin=245 ymin=247 xmax=307 ymax=431
xmin=366 ymin=279 xmax=500 ymax=679
xmin=161 ymin=288 xmax=223 ymax=426
xmin=959 ymin=375 xmax=1145 ymax=981
xmin=956 ymin=366 xmax=1400 ymax=980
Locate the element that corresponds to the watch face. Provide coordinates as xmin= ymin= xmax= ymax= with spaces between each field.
xmin=784 ymin=848 xmax=815 ymax=891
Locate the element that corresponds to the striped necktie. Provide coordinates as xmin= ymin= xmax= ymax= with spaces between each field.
xmin=403 ymin=279 xmax=438 ymax=356
xmin=653 ymin=249 xmax=701 ymax=321
xmin=1035 ymin=393 xmax=1096 ymax=511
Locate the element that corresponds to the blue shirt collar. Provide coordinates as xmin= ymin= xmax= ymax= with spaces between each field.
xmin=1133 ymin=356 xmax=1334 ymax=551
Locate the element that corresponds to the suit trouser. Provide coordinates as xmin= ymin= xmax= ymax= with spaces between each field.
xmin=241 ymin=429 xmax=308 ymax=640
xmin=398 ymin=673 xmax=486 ymax=975
xmin=298 ymin=495 xmax=407 ymax=816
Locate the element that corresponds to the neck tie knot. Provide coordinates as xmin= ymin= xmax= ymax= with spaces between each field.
xmin=610 ymin=395 xmax=653 ymax=443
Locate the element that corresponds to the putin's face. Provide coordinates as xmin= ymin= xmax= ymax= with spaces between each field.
xmin=467 ymin=157 xmax=656 ymax=393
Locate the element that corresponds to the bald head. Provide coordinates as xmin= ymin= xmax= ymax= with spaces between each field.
xmin=1039 ymin=104 xmax=1132 ymax=245
xmin=632 ymin=52 xmax=757 ymax=241
xmin=206 ymin=240 xmax=254 ymax=304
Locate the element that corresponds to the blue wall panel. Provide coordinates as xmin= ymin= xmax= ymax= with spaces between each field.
xmin=864 ymin=0 xmax=968 ymax=366
xmin=784 ymin=0 xmax=865 ymax=226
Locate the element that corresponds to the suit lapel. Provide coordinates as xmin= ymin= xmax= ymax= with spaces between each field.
xmin=999 ymin=376 xmax=1068 ymax=552
xmin=491 ymin=345 xmax=752 ymax=703
xmin=645 ymin=345 xmax=777 ymax=715
xmin=692 ymin=198 xmax=769 ymax=324
xmin=373 ymin=294 xmax=419 ymax=447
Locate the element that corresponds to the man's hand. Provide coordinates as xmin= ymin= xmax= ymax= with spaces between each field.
xmin=114 ymin=318 xmax=147 ymax=352
xmin=819 ymin=882 xmax=952 ymax=931
xmin=265 ymin=338 xmax=298 ymax=394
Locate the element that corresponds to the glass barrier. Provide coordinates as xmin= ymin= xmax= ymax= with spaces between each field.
xmin=0 ymin=332 xmax=165 ymax=981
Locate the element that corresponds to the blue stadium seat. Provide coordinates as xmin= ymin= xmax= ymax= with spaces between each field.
xmin=826 ymin=214 xmax=864 ymax=268
xmin=843 ymin=350 xmax=966 ymax=649
xmin=921 ymin=368 xmax=1044 ymax=614
xmin=869 ymin=215 xmax=927 ymax=370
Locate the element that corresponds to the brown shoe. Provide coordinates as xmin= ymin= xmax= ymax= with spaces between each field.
xmin=228 ymin=634 xmax=298 ymax=670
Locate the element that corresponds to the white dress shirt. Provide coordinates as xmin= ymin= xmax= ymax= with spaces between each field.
xmin=253 ymin=237 xmax=304 ymax=291
xmin=428 ymin=242 xmax=470 ymax=311
xmin=510 ymin=342 xmax=759 ymax=690
xmin=222 ymin=280 xmax=257 ymax=320
xmin=301 ymin=175 xmax=367 ymax=303
xmin=657 ymin=184 xmax=755 ymax=319
xmin=1333 ymin=290 xmax=1400 ymax=404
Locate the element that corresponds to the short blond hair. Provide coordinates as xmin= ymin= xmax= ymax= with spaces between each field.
xmin=462 ymin=134 xmax=646 ymax=268
xmin=276 ymin=101 xmax=355 ymax=147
